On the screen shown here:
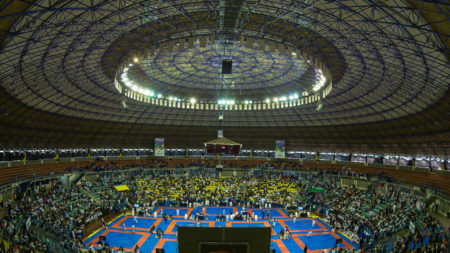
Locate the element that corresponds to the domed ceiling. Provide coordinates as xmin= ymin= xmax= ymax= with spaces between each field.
xmin=129 ymin=41 xmax=313 ymax=99
xmin=0 ymin=0 xmax=448 ymax=154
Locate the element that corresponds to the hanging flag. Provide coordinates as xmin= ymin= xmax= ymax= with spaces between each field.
xmin=87 ymin=149 xmax=91 ymax=158
xmin=249 ymin=150 xmax=253 ymax=158
xmin=21 ymin=151 xmax=27 ymax=162
xmin=155 ymin=138 xmax=165 ymax=157
xmin=53 ymin=150 xmax=59 ymax=161
xmin=412 ymin=159 xmax=416 ymax=169
xmin=275 ymin=140 xmax=285 ymax=158
xmin=314 ymin=152 xmax=320 ymax=161
xmin=119 ymin=149 xmax=123 ymax=157
xmin=185 ymin=148 xmax=189 ymax=158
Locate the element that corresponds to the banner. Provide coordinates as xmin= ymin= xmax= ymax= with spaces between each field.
xmin=275 ymin=140 xmax=285 ymax=158
xmin=155 ymin=138 xmax=165 ymax=156
xmin=83 ymin=208 xmax=108 ymax=225
xmin=114 ymin=185 xmax=130 ymax=191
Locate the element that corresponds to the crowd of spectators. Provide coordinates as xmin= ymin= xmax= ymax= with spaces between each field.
xmin=0 ymin=167 xmax=448 ymax=252
xmin=0 ymin=174 xmax=135 ymax=252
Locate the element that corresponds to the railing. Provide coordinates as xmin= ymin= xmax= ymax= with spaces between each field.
xmin=0 ymin=154 xmax=444 ymax=170
xmin=434 ymin=170 xmax=450 ymax=177
xmin=0 ymin=155 xmax=448 ymax=194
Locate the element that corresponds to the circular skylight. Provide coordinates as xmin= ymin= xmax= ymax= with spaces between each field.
xmin=115 ymin=38 xmax=331 ymax=109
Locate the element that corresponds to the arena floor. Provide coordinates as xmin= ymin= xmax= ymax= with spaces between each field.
xmin=84 ymin=207 xmax=359 ymax=253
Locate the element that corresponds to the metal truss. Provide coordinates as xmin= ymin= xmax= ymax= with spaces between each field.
xmin=0 ymin=0 xmax=448 ymax=153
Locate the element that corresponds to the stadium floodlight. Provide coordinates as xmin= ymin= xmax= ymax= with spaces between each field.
xmin=190 ymin=98 xmax=196 ymax=104
xmin=294 ymin=93 xmax=299 ymax=99
xmin=168 ymin=96 xmax=173 ymax=100
xmin=157 ymin=94 xmax=162 ymax=98
xmin=133 ymin=57 xmax=139 ymax=63
xmin=121 ymin=100 xmax=128 ymax=109
xmin=273 ymin=97 xmax=279 ymax=102
xmin=316 ymin=102 xmax=323 ymax=112
xmin=280 ymin=96 xmax=287 ymax=101
xmin=143 ymin=89 xmax=153 ymax=96
xmin=265 ymin=98 xmax=270 ymax=103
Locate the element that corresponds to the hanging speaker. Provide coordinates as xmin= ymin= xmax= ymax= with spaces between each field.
xmin=222 ymin=59 xmax=232 ymax=74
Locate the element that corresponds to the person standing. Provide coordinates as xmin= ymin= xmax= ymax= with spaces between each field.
xmin=132 ymin=219 xmax=137 ymax=232
xmin=102 ymin=218 xmax=108 ymax=230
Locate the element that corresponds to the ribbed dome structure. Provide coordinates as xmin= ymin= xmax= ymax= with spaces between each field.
xmin=0 ymin=0 xmax=448 ymax=154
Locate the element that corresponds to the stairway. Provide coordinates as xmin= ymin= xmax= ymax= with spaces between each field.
xmin=425 ymin=195 xmax=436 ymax=207
xmin=79 ymin=186 xmax=103 ymax=206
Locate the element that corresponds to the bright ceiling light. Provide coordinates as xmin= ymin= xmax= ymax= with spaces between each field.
xmin=273 ymin=97 xmax=279 ymax=102
xmin=190 ymin=98 xmax=196 ymax=104
xmin=133 ymin=57 xmax=139 ymax=63
xmin=157 ymin=94 xmax=162 ymax=98
xmin=265 ymin=98 xmax=270 ymax=103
